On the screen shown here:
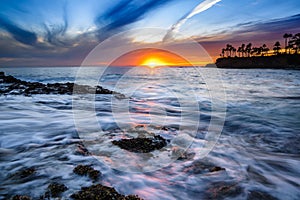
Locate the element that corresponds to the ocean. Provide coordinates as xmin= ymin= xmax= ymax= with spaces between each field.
xmin=0 ymin=66 xmax=299 ymax=199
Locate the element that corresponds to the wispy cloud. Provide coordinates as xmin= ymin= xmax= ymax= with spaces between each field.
xmin=163 ymin=0 xmax=221 ymax=42
xmin=0 ymin=14 xmax=37 ymax=46
xmin=95 ymin=0 xmax=173 ymax=41
xmin=42 ymin=2 xmax=70 ymax=47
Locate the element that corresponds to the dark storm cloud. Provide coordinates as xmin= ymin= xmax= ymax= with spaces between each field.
xmin=0 ymin=14 xmax=37 ymax=46
xmin=95 ymin=0 xmax=173 ymax=41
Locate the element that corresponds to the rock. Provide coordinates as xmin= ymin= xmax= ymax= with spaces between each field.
xmin=247 ymin=190 xmax=279 ymax=200
xmin=70 ymin=184 xmax=143 ymax=200
xmin=10 ymin=167 xmax=35 ymax=179
xmin=112 ymin=135 xmax=167 ymax=153
xmin=177 ymin=151 xmax=195 ymax=160
xmin=73 ymin=165 xmax=101 ymax=181
xmin=183 ymin=159 xmax=226 ymax=174
xmin=205 ymin=182 xmax=243 ymax=200
xmin=0 ymin=73 xmax=119 ymax=96
xmin=209 ymin=166 xmax=226 ymax=172
xmin=75 ymin=143 xmax=91 ymax=156
xmin=11 ymin=195 xmax=31 ymax=200
xmin=43 ymin=182 xmax=68 ymax=198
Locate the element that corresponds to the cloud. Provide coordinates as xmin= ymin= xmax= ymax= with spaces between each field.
xmin=43 ymin=2 xmax=69 ymax=46
xmin=196 ymin=14 xmax=300 ymax=59
xmin=163 ymin=0 xmax=221 ymax=42
xmin=235 ymin=14 xmax=300 ymax=34
xmin=0 ymin=14 xmax=37 ymax=45
xmin=95 ymin=0 xmax=173 ymax=41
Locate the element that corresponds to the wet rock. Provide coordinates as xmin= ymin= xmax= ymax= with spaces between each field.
xmin=75 ymin=143 xmax=91 ymax=156
xmin=10 ymin=167 xmax=35 ymax=179
xmin=73 ymin=165 xmax=101 ymax=181
xmin=247 ymin=166 xmax=273 ymax=186
xmin=0 ymin=72 xmax=118 ymax=96
xmin=209 ymin=166 xmax=226 ymax=172
xmin=205 ymin=182 xmax=243 ymax=200
xmin=11 ymin=195 xmax=31 ymax=200
xmin=184 ymin=159 xmax=226 ymax=174
xmin=43 ymin=182 xmax=68 ymax=198
xmin=177 ymin=151 xmax=195 ymax=160
xmin=112 ymin=135 xmax=167 ymax=153
xmin=70 ymin=184 xmax=143 ymax=200
xmin=247 ymin=190 xmax=279 ymax=200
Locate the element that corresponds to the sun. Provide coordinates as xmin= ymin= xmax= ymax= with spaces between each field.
xmin=142 ymin=58 xmax=167 ymax=68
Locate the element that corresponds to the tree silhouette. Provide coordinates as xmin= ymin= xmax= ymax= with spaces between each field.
xmin=237 ymin=47 xmax=242 ymax=57
xmin=219 ymin=32 xmax=300 ymax=58
xmin=241 ymin=44 xmax=245 ymax=57
xmin=283 ymin=33 xmax=293 ymax=53
xmin=232 ymin=47 xmax=237 ymax=57
xmin=261 ymin=44 xmax=269 ymax=56
xmin=245 ymin=43 xmax=252 ymax=57
xmin=289 ymin=33 xmax=300 ymax=54
xmin=273 ymin=41 xmax=281 ymax=55
xmin=221 ymin=48 xmax=225 ymax=57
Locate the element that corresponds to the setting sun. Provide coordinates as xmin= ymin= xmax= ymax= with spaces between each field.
xmin=109 ymin=48 xmax=194 ymax=67
xmin=142 ymin=58 xmax=167 ymax=68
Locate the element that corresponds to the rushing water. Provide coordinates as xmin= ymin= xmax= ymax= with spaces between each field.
xmin=0 ymin=66 xmax=299 ymax=199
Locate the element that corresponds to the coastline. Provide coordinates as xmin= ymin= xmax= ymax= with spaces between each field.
xmin=215 ymin=54 xmax=300 ymax=69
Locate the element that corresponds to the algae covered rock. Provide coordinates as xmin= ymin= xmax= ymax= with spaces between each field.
xmin=112 ymin=135 xmax=167 ymax=153
xmin=11 ymin=195 xmax=31 ymax=200
xmin=70 ymin=184 xmax=143 ymax=200
xmin=73 ymin=165 xmax=101 ymax=181
xmin=10 ymin=167 xmax=35 ymax=179
xmin=45 ymin=182 xmax=68 ymax=198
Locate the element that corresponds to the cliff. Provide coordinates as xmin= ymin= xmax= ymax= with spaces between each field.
xmin=215 ymin=54 xmax=300 ymax=69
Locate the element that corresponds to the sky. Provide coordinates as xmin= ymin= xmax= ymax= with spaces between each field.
xmin=0 ymin=0 xmax=300 ymax=67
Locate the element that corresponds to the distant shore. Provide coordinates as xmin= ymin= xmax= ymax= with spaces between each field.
xmin=215 ymin=54 xmax=300 ymax=69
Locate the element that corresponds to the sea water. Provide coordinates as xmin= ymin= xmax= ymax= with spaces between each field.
xmin=0 ymin=66 xmax=299 ymax=199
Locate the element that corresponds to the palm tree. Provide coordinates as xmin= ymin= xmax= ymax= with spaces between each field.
xmin=283 ymin=33 xmax=293 ymax=53
xmin=245 ymin=43 xmax=252 ymax=57
xmin=241 ymin=44 xmax=245 ymax=57
xmin=232 ymin=47 xmax=237 ymax=57
xmin=273 ymin=41 xmax=281 ymax=55
xmin=261 ymin=44 xmax=269 ymax=56
xmin=251 ymin=47 xmax=262 ymax=56
xmin=237 ymin=47 xmax=242 ymax=57
xmin=225 ymin=44 xmax=234 ymax=57
xmin=290 ymin=33 xmax=300 ymax=54
xmin=221 ymin=48 xmax=225 ymax=57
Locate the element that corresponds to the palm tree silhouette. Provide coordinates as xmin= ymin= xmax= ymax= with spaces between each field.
xmin=237 ymin=47 xmax=242 ymax=57
xmin=261 ymin=44 xmax=269 ymax=56
xmin=273 ymin=41 xmax=281 ymax=54
xmin=218 ymin=32 xmax=300 ymax=58
xmin=241 ymin=44 xmax=245 ymax=57
xmin=290 ymin=33 xmax=300 ymax=54
xmin=245 ymin=43 xmax=252 ymax=57
xmin=283 ymin=33 xmax=293 ymax=53
xmin=232 ymin=47 xmax=237 ymax=57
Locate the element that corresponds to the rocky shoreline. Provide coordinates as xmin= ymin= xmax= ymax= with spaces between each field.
xmin=9 ymin=165 xmax=144 ymax=200
xmin=0 ymin=71 xmax=118 ymax=96
xmin=215 ymin=54 xmax=300 ymax=69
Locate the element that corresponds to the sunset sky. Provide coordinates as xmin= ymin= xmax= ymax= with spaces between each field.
xmin=0 ymin=0 xmax=300 ymax=67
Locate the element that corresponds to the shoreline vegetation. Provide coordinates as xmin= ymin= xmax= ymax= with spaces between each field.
xmin=215 ymin=32 xmax=300 ymax=69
